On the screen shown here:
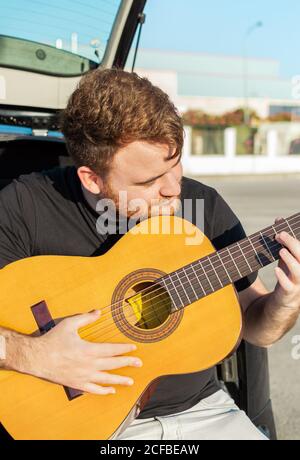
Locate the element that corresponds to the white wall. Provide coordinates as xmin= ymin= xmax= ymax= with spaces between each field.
xmin=182 ymin=125 xmax=300 ymax=176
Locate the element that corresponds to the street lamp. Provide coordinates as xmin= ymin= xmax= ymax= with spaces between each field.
xmin=243 ymin=21 xmax=263 ymax=125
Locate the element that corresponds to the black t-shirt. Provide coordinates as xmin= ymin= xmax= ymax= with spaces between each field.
xmin=0 ymin=166 xmax=257 ymax=418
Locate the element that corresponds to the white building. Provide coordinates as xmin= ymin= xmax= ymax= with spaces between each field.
xmin=131 ymin=49 xmax=300 ymax=175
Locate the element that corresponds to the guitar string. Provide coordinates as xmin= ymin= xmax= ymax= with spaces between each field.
xmin=80 ymin=217 xmax=298 ymax=339
xmin=80 ymin=217 xmax=297 ymax=340
xmin=81 ymin=215 xmax=297 ymax=336
xmin=80 ymin=218 xmax=300 ymax=341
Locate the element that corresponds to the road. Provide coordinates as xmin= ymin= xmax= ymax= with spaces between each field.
xmin=189 ymin=173 xmax=300 ymax=440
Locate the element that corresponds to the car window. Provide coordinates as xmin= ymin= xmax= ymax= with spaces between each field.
xmin=0 ymin=0 xmax=122 ymax=76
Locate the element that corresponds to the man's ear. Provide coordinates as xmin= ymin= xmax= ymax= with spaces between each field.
xmin=77 ymin=166 xmax=104 ymax=194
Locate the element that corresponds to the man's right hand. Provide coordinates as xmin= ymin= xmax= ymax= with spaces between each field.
xmin=2 ymin=310 xmax=142 ymax=395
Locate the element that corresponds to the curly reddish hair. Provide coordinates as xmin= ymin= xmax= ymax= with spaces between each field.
xmin=60 ymin=68 xmax=184 ymax=177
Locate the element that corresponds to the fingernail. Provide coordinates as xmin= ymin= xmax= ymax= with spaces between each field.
xmin=127 ymin=379 xmax=134 ymax=386
xmin=134 ymin=360 xmax=143 ymax=367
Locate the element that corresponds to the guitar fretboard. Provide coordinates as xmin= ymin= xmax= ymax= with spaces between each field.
xmin=158 ymin=213 xmax=300 ymax=310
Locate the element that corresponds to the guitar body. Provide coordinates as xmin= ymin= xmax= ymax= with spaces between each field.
xmin=0 ymin=216 xmax=242 ymax=439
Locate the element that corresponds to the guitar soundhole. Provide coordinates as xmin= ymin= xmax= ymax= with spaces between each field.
xmin=125 ymin=282 xmax=171 ymax=330
xmin=111 ymin=268 xmax=183 ymax=343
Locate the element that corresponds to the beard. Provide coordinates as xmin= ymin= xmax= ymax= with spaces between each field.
xmin=100 ymin=180 xmax=182 ymax=222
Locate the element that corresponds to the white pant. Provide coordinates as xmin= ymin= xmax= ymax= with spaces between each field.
xmin=117 ymin=389 xmax=268 ymax=440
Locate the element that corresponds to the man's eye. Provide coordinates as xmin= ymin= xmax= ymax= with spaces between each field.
xmin=144 ymin=180 xmax=156 ymax=187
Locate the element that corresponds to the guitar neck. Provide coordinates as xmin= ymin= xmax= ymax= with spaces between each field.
xmin=160 ymin=212 xmax=300 ymax=310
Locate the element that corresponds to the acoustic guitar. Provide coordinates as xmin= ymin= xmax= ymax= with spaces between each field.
xmin=0 ymin=213 xmax=298 ymax=439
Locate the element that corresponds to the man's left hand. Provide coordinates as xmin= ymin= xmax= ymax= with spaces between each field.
xmin=273 ymin=217 xmax=300 ymax=311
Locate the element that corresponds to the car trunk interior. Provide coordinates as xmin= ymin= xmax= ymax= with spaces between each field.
xmin=0 ymin=0 xmax=147 ymax=192
xmin=0 ymin=136 xmax=71 ymax=190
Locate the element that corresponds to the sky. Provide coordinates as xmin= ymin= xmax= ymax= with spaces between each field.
xmin=0 ymin=0 xmax=299 ymax=78
xmin=140 ymin=0 xmax=300 ymax=78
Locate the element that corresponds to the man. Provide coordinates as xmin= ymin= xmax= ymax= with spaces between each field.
xmin=0 ymin=69 xmax=300 ymax=440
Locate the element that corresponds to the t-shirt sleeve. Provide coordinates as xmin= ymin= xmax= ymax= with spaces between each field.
xmin=0 ymin=180 xmax=35 ymax=269
xmin=210 ymin=190 xmax=258 ymax=292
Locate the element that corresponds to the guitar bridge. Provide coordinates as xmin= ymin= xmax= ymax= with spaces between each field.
xmin=31 ymin=300 xmax=83 ymax=401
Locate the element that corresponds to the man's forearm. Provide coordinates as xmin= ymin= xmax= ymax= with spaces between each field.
xmin=243 ymin=293 xmax=299 ymax=347
xmin=0 ymin=326 xmax=37 ymax=372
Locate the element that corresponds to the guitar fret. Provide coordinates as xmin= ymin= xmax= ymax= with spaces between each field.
xmin=271 ymin=226 xmax=283 ymax=257
xmin=227 ymin=247 xmax=242 ymax=278
xmin=260 ymin=231 xmax=275 ymax=261
xmin=175 ymin=271 xmax=192 ymax=304
xmin=237 ymin=241 xmax=252 ymax=272
xmin=190 ymin=263 xmax=206 ymax=296
xmin=207 ymin=256 xmax=223 ymax=288
xmin=183 ymin=267 xmax=198 ymax=300
xmin=248 ymin=236 xmax=264 ymax=267
xmin=169 ymin=274 xmax=185 ymax=308
xmin=198 ymin=259 xmax=214 ymax=292
xmin=160 ymin=277 xmax=181 ymax=310
xmin=289 ymin=216 xmax=300 ymax=239
xmin=285 ymin=219 xmax=296 ymax=238
xmin=216 ymin=252 xmax=232 ymax=282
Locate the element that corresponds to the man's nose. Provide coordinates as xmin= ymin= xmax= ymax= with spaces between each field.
xmin=159 ymin=172 xmax=181 ymax=197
